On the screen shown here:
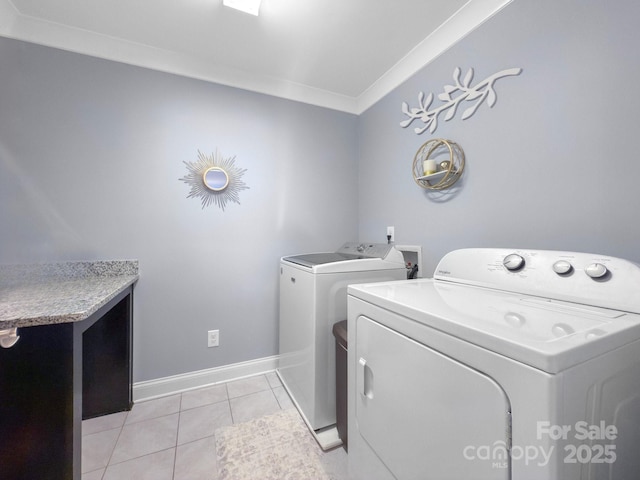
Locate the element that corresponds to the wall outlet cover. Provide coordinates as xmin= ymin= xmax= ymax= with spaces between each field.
xmin=208 ymin=330 xmax=219 ymax=347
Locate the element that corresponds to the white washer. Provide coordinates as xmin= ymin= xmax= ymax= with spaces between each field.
xmin=278 ymin=242 xmax=406 ymax=449
xmin=347 ymin=248 xmax=640 ymax=480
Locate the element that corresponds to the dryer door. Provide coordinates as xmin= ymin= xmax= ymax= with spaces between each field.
xmin=355 ymin=315 xmax=511 ymax=480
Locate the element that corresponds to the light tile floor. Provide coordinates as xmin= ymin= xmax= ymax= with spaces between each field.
xmin=82 ymin=372 xmax=351 ymax=479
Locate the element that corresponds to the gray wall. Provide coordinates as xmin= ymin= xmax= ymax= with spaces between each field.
xmin=0 ymin=38 xmax=358 ymax=382
xmin=359 ymin=0 xmax=640 ymax=275
xmin=3 ymin=0 xmax=640 ymax=384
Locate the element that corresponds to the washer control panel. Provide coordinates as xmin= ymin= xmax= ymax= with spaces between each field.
xmin=337 ymin=242 xmax=393 ymax=259
xmin=434 ymin=248 xmax=640 ymax=314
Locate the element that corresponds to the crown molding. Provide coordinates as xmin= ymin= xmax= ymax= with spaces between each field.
xmin=0 ymin=0 xmax=512 ymax=115
xmin=356 ymin=0 xmax=513 ymax=114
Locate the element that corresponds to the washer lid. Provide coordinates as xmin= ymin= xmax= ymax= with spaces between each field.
xmin=282 ymin=252 xmax=362 ymax=268
xmin=281 ymin=242 xmax=405 ymax=273
xmin=348 ymin=279 xmax=640 ymax=374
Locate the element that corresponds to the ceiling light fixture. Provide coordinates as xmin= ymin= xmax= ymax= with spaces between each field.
xmin=223 ymin=0 xmax=262 ymax=16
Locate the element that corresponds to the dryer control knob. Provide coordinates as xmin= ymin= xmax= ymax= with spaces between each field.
xmin=503 ymin=253 xmax=525 ymax=271
xmin=356 ymin=244 xmax=366 ymax=253
xmin=552 ymin=260 xmax=573 ymax=275
xmin=585 ymin=263 xmax=608 ymax=279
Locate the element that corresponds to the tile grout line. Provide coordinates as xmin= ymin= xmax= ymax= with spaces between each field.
xmin=101 ymin=411 xmax=128 ymax=478
xmin=171 ymin=392 xmax=183 ymax=480
xmin=225 ymin=382 xmax=236 ymax=424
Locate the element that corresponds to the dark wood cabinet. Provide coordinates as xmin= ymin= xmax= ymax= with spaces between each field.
xmin=0 ymin=286 xmax=133 ymax=480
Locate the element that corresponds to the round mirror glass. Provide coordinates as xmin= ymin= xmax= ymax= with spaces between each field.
xmin=203 ymin=167 xmax=229 ymax=191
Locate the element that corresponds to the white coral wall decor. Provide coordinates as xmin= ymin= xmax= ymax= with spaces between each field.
xmin=400 ymin=67 xmax=522 ymax=135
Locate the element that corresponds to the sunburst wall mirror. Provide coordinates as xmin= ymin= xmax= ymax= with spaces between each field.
xmin=180 ymin=150 xmax=249 ymax=211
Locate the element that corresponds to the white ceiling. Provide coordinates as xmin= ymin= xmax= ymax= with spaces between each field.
xmin=0 ymin=0 xmax=512 ymax=113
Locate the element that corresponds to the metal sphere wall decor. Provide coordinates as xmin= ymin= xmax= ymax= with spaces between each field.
xmin=179 ymin=149 xmax=249 ymax=211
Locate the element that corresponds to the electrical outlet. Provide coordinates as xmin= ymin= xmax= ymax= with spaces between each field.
xmin=207 ymin=329 xmax=219 ymax=347
xmin=386 ymin=226 xmax=395 ymax=243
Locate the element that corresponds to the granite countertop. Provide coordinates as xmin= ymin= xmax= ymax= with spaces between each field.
xmin=0 ymin=261 xmax=139 ymax=329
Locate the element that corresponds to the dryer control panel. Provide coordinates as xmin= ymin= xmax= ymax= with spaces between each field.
xmin=433 ymin=248 xmax=640 ymax=314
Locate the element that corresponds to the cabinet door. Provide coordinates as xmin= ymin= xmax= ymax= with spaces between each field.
xmin=0 ymin=323 xmax=75 ymax=480
xmin=355 ymin=316 xmax=511 ymax=480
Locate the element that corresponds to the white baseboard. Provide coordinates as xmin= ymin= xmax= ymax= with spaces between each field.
xmin=132 ymin=355 xmax=279 ymax=402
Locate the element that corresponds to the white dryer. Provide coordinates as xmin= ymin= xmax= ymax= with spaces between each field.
xmin=347 ymin=248 xmax=640 ymax=480
xmin=278 ymin=242 xmax=406 ymax=449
